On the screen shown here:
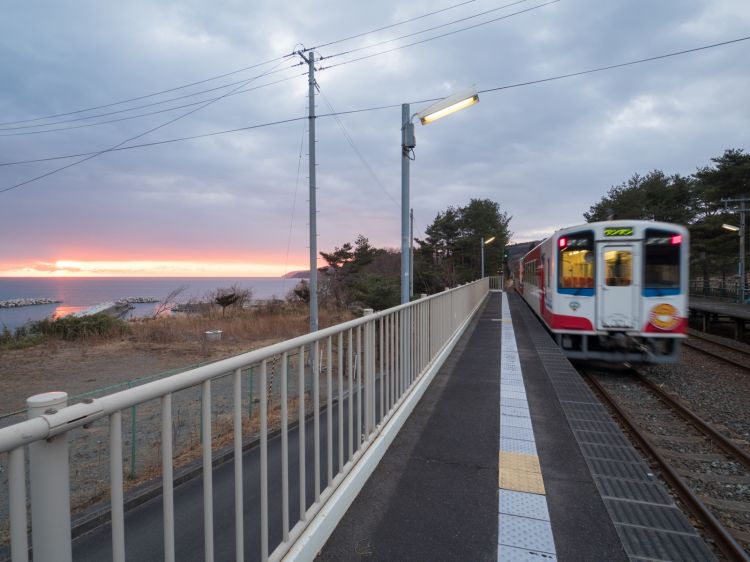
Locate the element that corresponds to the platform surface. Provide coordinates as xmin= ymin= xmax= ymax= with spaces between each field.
xmin=319 ymin=291 xmax=714 ymax=561
xmin=689 ymin=296 xmax=750 ymax=320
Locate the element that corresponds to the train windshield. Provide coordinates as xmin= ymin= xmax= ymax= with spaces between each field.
xmin=644 ymin=229 xmax=681 ymax=294
xmin=558 ymin=231 xmax=594 ymax=293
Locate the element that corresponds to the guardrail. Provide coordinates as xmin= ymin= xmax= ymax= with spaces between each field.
xmin=1 ymin=279 xmax=489 ymax=562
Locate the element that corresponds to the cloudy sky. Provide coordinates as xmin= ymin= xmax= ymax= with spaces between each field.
xmin=1 ymin=0 xmax=748 ymax=277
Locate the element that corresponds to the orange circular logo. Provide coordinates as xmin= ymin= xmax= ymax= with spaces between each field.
xmin=649 ymin=303 xmax=679 ymax=330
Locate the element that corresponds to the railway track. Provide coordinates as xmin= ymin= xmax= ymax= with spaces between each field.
xmin=685 ymin=331 xmax=750 ymax=373
xmin=585 ymin=369 xmax=750 ymax=561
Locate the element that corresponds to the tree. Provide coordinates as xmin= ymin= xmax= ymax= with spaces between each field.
xmin=583 ymin=171 xmax=696 ymax=224
xmin=213 ymin=285 xmax=252 ymax=317
xmin=317 ymin=235 xmax=400 ymax=310
xmin=415 ymin=198 xmax=511 ymax=291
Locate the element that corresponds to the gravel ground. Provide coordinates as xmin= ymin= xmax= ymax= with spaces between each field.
xmin=593 ymin=335 xmax=750 ymax=556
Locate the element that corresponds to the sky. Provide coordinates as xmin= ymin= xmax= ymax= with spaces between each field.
xmin=0 ymin=0 xmax=748 ymax=277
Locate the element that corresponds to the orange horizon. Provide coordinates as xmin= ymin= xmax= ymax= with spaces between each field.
xmin=0 ymin=259 xmax=313 ymax=278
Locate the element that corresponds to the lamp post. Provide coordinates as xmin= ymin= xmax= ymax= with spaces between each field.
xmin=481 ymin=235 xmax=496 ymax=278
xmin=723 ymin=222 xmax=745 ymax=303
xmin=400 ymin=87 xmax=479 ymax=303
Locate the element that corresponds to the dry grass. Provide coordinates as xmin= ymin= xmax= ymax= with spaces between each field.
xmin=128 ymin=304 xmax=354 ymax=346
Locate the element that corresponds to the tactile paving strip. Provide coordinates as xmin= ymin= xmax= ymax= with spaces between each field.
xmin=509 ymin=295 xmax=716 ymax=562
xmin=498 ymin=293 xmax=556 ymax=560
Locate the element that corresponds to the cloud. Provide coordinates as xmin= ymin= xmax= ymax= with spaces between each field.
xmin=0 ymin=0 xmax=747 ymax=276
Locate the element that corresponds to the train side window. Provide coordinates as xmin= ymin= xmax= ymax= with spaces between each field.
xmin=558 ymin=231 xmax=594 ymax=294
xmin=644 ymin=229 xmax=681 ymax=294
xmin=604 ymin=250 xmax=632 ymax=286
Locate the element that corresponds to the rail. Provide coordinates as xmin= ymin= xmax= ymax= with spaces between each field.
xmin=1 ymin=279 xmax=489 ymax=562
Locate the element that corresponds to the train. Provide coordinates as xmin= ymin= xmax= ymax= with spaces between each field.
xmin=515 ymin=220 xmax=689 ymax=363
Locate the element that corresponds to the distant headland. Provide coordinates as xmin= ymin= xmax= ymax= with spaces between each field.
xmin=282 ymin=271 xmax=309 ymax=279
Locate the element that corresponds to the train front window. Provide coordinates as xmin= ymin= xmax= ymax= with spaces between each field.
xmin=604 ymin=250 xmax=632 ymax=286
xmin=558 ymin=231 xmax=594 ymax=293
xmin=644 ymin=229 xmax=681 ymax=292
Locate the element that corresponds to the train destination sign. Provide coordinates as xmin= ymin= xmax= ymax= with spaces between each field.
xmin=604 ymin=227 xmax=634 ymax=237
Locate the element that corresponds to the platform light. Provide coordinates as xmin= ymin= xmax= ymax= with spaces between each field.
xmin=416 ymin=87 xmax=480 ymax=125
xmin=722 ymin=223 xmax=740 ymax=232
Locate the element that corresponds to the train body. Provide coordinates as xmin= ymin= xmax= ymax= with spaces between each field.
xmin=516 ymin=220 xmax=689 ymax=363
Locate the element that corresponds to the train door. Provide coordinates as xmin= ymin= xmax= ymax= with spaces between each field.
xmin=596 ymin=243 xmax=640 ymax=329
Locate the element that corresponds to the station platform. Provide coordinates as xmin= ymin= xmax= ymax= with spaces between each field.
xmin=319 ymin=291 xmax=715 ymax=561
xmin=689 ymin=296 xmax=750 ymax=339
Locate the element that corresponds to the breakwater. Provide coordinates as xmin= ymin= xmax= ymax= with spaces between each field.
xmin=0 ymin=298 xmax=62 ymax=308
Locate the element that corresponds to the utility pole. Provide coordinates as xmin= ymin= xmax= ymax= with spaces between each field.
xmin=297 ymin=50 xmax=318 ymax=333
xmin=723 ymin=196 xmax=749 ymax=304
xmin=401 ymin=104 xmax=414 ymax=304
xmin=409 ymin=208 xmax=414 ymax=299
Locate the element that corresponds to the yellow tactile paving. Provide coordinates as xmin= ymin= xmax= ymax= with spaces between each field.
xmin=498 ymin=451 xmax=545 ymax=494
xmin=499 ymin=468 xmax=546 ymax=494
xmin=499 ymin=451 xmax=541 ymax=474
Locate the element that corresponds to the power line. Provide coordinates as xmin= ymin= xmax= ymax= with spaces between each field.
xmin=0 ymin=59 xmax=291 ymax=195
xmin=0 ymin=56 xmax=295 ymax=127
xmin=2 ymin=36 xmax=747 ymax=171
xmin=0 ymin=72 xmax=306 ymax=137
xmin=321 ymin=0 xmax=560 ymax=71
xmin=0 ymin=66 xmax=303 ymax=133
xmin=478 ymin=35 xmax=750 ymax=94
xmin=283 ymin=98 xmax=309 ymax=278
xmin=320 ymin=0 xmax=531 ymax=61
xmin=307 ymin=0 xmax=477 ymax=52
xmin=1 ymin=1 xmax=483 ymax=128
xmin=318 ymin=89 xmax=398 ymax=205
xmin=0 ymin=116 xmax=310 ymax=167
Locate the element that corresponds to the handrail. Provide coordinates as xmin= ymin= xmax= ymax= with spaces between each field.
xmin=0 ymin=278 xmax=490 ymax=562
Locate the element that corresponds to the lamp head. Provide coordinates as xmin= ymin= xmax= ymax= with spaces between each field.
xmin=484 ymin=236 xmax=496 ymax=245
xmin=416 ymin=87 xmax=479 ymax=125
xmin=722 ymin=223 xmax=740 ymax=233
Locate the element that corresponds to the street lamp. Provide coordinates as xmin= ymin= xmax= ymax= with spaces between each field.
xmin=400 ymin=87 xmax=479 ymax=303
xmin=481 ymin=236 xmax=496 ymax=278
xmin=722 ymin=222 xmax=745 ymax=303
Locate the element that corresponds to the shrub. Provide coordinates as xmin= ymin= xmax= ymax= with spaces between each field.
xmin=31 ymin=313 xmax=129 ymax=341
xmin=0 ymin=325 xmax=46 ymax=350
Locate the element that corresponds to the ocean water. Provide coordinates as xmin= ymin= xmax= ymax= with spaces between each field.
xmin=0 ymin=277 xmax=306 ymax=332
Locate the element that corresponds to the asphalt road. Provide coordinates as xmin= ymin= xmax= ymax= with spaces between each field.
xmin=73 ymin=391 xmax=360 ymax=561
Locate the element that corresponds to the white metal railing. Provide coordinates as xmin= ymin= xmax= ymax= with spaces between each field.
xmin=488 ymin=275 xmax=504 ymax=290
xmin=0 ymin=279 xmax=489 ymax=562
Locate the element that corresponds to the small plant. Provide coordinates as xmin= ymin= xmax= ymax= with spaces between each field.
xmin=0 ymin=324 xmax=46 ymax=350
xmin=31 ymin=313 xmax=129 ymax=341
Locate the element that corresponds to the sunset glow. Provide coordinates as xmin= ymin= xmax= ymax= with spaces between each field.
xmin=0 ymin=259 xmax=309 ymax=278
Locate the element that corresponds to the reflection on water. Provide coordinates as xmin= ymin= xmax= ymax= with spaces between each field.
xmin=0 ymin=302 xmax=162 ymax=333
xmin=52 ymin=305 xmax=86 ymax=319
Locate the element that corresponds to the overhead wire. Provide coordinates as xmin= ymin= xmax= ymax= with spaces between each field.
xmin=0 ymin=56 xmax=295 ymax=127
xmin=0 ymin=66 xmax=304 ymax=134
xmin=318 ymin=89 xmax=398 ymax=205
xmin=283 ymin=97 xmax=309 ymax=279
xmin=306 ymin=0 xmax=477 ymax=51
xmin=1 ymin=35 xmax=748 ymax=171
xmin=0 ymin=58 xmax=291 ymax=195
xmin=1 ymin=0 xmax=484 ymax=127
xmin=321 ymin=0 xmax=560 ymax=71
xmin=0 ymin=72 xmax=306 ymax=137
xmin=319 ymin=0 xmax=531 ymax=61
xmin=478 ymin=35 xmax=750 ymax=94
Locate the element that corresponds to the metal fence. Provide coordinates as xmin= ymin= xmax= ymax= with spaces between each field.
xmin=0 ymin=279 xmax=489 ymax=562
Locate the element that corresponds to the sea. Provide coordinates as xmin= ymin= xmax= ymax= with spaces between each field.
xmin=0 ymin=277 xmax=306 ymax=333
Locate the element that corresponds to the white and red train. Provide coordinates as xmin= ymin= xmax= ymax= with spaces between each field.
xmin=516 ymin=220 xmax=689 ymax=363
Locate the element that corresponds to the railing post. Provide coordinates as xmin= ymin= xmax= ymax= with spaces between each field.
xmin=363 ymin=309 xmax=374 ymax=435
xmin=27 ymin=391 xmax=72 ymax=562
